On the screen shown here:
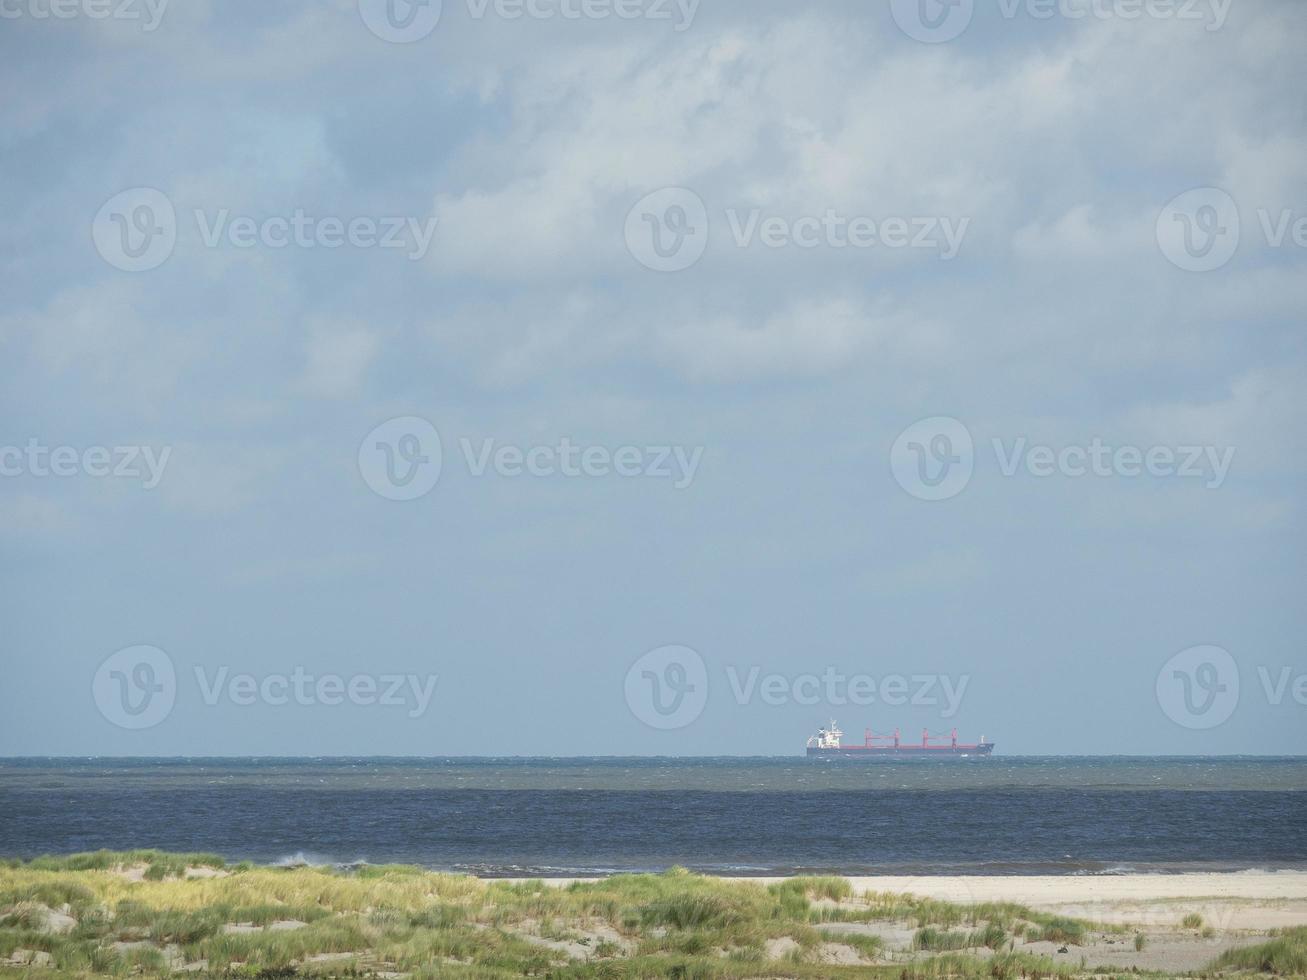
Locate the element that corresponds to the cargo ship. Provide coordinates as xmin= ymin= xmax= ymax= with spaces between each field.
xmin=805 ymin=720 xmax=994 ymax=757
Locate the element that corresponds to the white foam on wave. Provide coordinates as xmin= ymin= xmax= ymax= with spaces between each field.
xmin=271 ymin=851 xmax=351 ymax=868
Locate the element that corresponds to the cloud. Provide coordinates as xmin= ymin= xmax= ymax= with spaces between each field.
xmin=297 ymin=318 xmax=380 ymax=398
xmin=660 ymin=298 xmax=894 ymax=382
xmin=154 ymin=443 xmax=281 ymax=517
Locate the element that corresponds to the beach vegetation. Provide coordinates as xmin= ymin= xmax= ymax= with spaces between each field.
xmin=1 ymin=851 xmax=1252 ymax=979
xmin=1027 ymin=916 xmax=1086 ymax=945
xmin=912 ymin=926 xmax=971 ymax=951
xmin=1209 ymin=926 xmax=1307 ymax=975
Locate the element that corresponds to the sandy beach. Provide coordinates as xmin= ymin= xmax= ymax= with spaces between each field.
xmin=515 ymin=870 xmax=1307 ymax=928
xmin=794 ymin=872 xmax=1307 ymax=929
xmin=500 ymin=870 xmax=1307 ymax=972
xmin=5 ymin=855 xmax=1306 ymax=976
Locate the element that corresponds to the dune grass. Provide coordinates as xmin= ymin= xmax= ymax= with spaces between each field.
xmin=0 ymin=851 xmax=1111 ymax=978
xmin=1209 ymin=926 xmax=1307 ymax=975
xmin=1024 ymin=915 xmax=1087 ymax=945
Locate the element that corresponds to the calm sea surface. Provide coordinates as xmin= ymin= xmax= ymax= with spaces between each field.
xmin=2 ymin=757 xmax=1304 ymax=876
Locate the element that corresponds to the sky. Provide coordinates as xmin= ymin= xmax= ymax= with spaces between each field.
xmin=0 ymin=0 xmax=1304 ymax=756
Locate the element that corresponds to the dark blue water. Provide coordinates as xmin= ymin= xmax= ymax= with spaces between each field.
xmin=2 ymin=758 xmax=1304 ymax=875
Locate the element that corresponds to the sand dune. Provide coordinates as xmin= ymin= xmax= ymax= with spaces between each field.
xmin=516 ymin=871 xmax=1307 ymax=929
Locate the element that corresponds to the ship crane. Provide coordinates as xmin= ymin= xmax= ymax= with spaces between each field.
xmin=861 ymin=727 xmax=903 ymax=749
xmin=920 ymin=728 xmax=960 ymax=748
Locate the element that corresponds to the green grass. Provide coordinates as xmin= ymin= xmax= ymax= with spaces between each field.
xmin=1025 ymin=915 xmax=1086 ymax=945
xmin=21 ymin=850 xmax=226 ymax=877
xmin=913 ymin=926 xmax=972 ymax=951
xmin=0 ymin=850 xmax=1149 ymax=979
xmin=898 ymin=951 xmax=1078 ymax=979
xmin=912 ymin=922 xmax=1006 ymax=952
xmin=1209 ymin=926 xmax=1307 ymax=975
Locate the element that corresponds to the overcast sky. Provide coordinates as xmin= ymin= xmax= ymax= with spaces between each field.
xmin=1 ymin=0 xmax=1304 ymax=756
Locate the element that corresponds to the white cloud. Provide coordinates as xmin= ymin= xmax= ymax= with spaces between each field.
xmin=155 ymin=443 xmax=281 ymax=517
xmin=297 ymin=318 xmax=380 ymax=398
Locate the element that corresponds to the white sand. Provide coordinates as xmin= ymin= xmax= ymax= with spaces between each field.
xmin=827 ymin=872 xmax=1307 ymax=904
xmin=796 ymin=872 xmax=1307 ymax=929
xmin=504 ymin=872 xmax=1307 ymax=929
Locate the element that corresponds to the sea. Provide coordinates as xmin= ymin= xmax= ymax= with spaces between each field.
xmin=1 ymin=757 xmax=1304 ymax=877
